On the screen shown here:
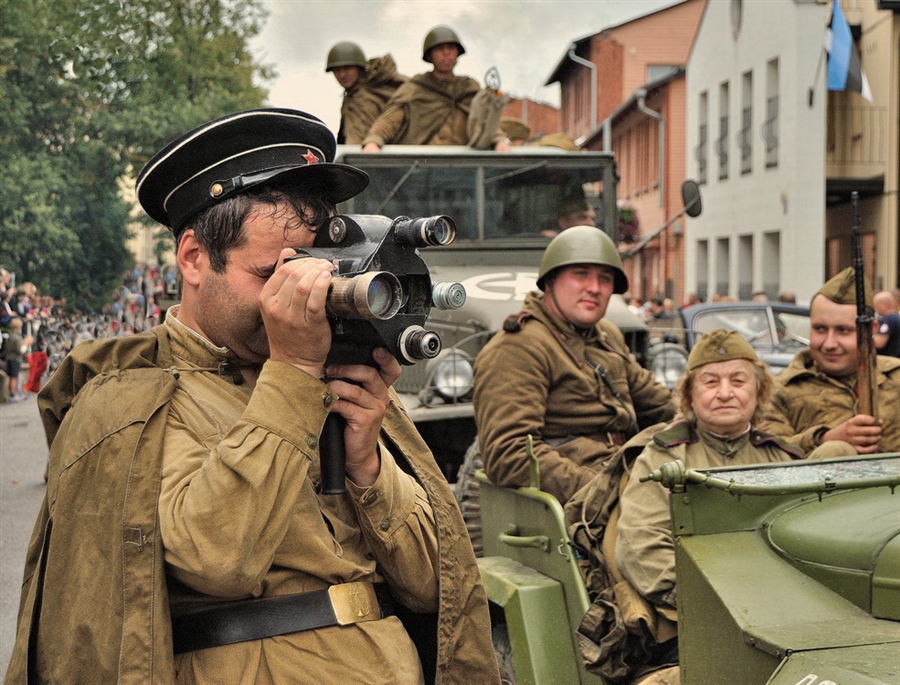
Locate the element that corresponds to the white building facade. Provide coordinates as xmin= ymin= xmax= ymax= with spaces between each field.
xmin=685 ymin=0 xmax=828 ymax=303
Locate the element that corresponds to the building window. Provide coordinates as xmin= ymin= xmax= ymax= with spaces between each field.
xmin=647 ymin=65 xmax=680 ymax=83
xmin=696 ymin=239 xmax=709 ymax=302
xmin=717 ymin=82 xmax=730 ymax=180
xmin=716 ymin=237 xmax=730 ymax=298
xmin=738 ymin=235 xmax=753 ymax=300
xmin=763 ymin=59 xmax=779 ymax=168
xmin=696 ymin=91 xmax=708 ymax=184
xmin=739 ymin=71 xmax=752 ymax=174
xmin=763 ymin=231 xmax=781 ymax=299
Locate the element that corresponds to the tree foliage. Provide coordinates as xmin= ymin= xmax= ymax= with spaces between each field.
xmin=0 ymin=0 xmax=273 ymax=311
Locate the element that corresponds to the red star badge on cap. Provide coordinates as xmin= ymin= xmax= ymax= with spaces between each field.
xmin=303 ymin=150 xmax=319 ymax=165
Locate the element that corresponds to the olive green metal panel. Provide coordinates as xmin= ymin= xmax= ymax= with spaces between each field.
xmin=676 ymin=536 xmax=781 ymax=685
xmin=873 ymin=534 xmax=900 ymax=621
xmin=765 ymin=644 xmax=900 ymax=685
xmin=766 ymin=488 xmax=900 ymax=614
xmin=479 ymin=556 xmax=585 ymax=685
xmin=477 ymin=472 xmax=603 ymax=684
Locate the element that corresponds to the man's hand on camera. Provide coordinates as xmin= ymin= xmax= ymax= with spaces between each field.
xmin=261 ymin=249 xmax=334 ymax=379
xmin=326 ymin=348 xmax=401 ymax=487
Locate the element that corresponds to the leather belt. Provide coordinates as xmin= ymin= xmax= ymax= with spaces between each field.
xmin=172 ymin=581 xmax=395 ymax=654
xmin=547 ymin=431 xmax=627 ymax=448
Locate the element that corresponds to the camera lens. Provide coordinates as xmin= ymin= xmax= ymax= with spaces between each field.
xmin=392 ymin=215 xmax=456 ymax=247
xmin=432 ymin=281 xmax=467 ymax=310
xmin=328 ymin=272 xmax=402 ymax=320
xmin=399 ymin=325 xmax=442 ymax=363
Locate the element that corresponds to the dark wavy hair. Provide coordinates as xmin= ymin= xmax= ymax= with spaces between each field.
xmin=180 ymin=181 xmax=335 ymax=273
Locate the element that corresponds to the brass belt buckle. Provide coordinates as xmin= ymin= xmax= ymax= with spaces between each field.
xmin=328 ymin=582 xmax=381 ymax=625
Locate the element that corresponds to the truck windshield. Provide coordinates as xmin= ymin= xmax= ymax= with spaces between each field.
xmin=336 ymin=151 xmax=614 ymax=241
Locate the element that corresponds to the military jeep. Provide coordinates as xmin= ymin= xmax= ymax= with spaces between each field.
xmin=476 ymin=453 xmax=900 ymax=685
xmin=335 ymin=145 xmax=648 ymax=481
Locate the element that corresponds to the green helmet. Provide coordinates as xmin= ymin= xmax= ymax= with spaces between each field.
xmin=422 ymin=25 xmax=466 ymax=62
xmin=537 ymin=226 xmax=628 ymax=293
xmin=325 ymin=41 xmax=367 ymax=72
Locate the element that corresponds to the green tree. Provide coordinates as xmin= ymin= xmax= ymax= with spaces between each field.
xmin=0 ymin=0 xmax=273 ymax=311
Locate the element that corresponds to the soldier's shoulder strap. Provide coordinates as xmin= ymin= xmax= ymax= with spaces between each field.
xmin=502 ymin=311 xmax=534 ymax=332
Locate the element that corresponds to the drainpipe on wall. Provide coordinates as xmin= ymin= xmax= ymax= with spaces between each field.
xmin=635 ymin=87 xmax=665 ymax=207
xmin=567 ymin=44 xmax=597 ymax=133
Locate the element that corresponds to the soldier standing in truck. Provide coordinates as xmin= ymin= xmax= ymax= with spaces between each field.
xmin=361 ymin=26 xmax=510 ymax=152
xmin=325 ymin=41 xmax=407 ymax=145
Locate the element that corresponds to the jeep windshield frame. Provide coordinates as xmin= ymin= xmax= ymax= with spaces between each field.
xmin=335 ymin=145 xmax=619 ymax=246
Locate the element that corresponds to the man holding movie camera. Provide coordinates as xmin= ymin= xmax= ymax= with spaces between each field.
xmin=5 ymin=108 xmax=499 ymax=685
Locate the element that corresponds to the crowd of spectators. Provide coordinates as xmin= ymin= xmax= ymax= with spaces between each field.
xmin=1 ymin=263 xmax=172 ymax=402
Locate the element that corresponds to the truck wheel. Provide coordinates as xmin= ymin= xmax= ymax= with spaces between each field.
xmin=453 ymin=437 xmax=483 ymax=556
xmin=492 ymin=623 xmax=518 ymax=685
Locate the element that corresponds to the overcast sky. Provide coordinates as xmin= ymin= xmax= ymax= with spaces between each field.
xmin=249 ymin=0 xmax=675 ymax=133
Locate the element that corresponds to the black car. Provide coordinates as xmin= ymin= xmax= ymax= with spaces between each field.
xmin=645 ymin=300 xmax=811 ymax=388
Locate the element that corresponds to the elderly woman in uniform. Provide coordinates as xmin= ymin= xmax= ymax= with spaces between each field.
xmin=612 ymin=329 xmax=851 ymax=685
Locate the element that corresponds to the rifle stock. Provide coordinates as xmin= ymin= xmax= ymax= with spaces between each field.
xmin=851 ymin=192 xmax=877 ymax=418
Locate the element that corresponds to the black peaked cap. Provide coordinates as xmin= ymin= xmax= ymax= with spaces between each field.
xmin=135 ymin=108 xmax=369 ymax=231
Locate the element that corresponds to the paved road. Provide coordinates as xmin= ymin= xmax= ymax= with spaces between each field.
xmin=0 ymin=393 xmax=48 ymax=676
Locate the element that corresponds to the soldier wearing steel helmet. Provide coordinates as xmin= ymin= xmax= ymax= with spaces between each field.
xmin=362 ymin=26 xmax=510 ymax=152
xmin=325 ymin=41 xmax=407 ymax=145
xmin=472 ymin=226 xmax=676 ymax=505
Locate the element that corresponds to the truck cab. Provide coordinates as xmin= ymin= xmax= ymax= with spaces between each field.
xmin=335 ymin=145 xmax=648 ymax=480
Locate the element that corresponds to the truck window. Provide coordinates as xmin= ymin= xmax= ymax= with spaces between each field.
xmin=337 ymin=152 xmax=612 ymax=242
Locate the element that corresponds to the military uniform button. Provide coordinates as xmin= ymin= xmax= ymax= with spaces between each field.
xmin=379 ymin=518 xmax=391 ymax=531
xmin=323 ymin=394 xmax=335 ymax=407
xmin=364 ymin=491 xmax=379 ymax=505
xmin=304 ymin=435 xmax=318 ymax=449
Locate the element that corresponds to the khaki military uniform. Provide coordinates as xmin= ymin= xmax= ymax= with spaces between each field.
xmin=757 ymin=349 xmax=900 ymax=453
xmin=6 ymin=307 xmax=500 ymax=685
xmin=473 ymin=292 xmax=676 ymax=504
xmin=616 ymin=420 xmax=804 ymax=610
xmin=338 ymin=55 xmax=407 ymax=145
xmin=362 ymin=73 xmax=504 ymax=148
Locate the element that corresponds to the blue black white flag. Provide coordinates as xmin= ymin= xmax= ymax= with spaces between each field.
xmin=825 ymin=0 xmax=873 ymax=101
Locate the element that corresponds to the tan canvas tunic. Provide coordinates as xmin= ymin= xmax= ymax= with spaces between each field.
xmin=362 ymin=72 xmax=502 ymax=147
xmin=616 ymin=421 xmax=803 ymax=610
xmin=338 ymin=54 xmax=407 ymax=144
xmin=757 ymin=349 xmax=900 ymax=453
xmin=160 ymin=311 xmax=437 ymax=684
xmin=473 ymin=292 xmax=676 ymax=504
xmin=7 ymin=310 xmax=501 ymax=685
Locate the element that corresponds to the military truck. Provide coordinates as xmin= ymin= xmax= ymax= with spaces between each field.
xmin=476 ymin=453 xmax=900 ymax=684
xmin=334 ymin=144 xmax=648 ymax=481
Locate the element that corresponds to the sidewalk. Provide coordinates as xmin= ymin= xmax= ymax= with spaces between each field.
xmin=0 ymin=391 xmax=48 ymax=673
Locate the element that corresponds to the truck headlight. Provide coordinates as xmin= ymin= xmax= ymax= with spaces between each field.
xmin=649 ymin=343 xmax=688 ymax=389
xmin=427 ymin=350 xmax=474 ymax=402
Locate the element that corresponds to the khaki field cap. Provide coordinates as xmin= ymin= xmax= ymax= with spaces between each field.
xmin=687 ymin=329 xmax=759 ymax=372
xmin=422 ymin=25 xmax=466 ymax=62
xmin=135 ymin=108 xmax=369 ymax=232
xmin=326 ymin=41 xmax=367 ymax=72
xmin=536 ymin=225 xmax=627 ymax=294
xmin=816 ymin=267 xmax=874 ymax=310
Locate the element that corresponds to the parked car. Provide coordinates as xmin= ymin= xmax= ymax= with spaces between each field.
xmin=645 ymin=300 xmax=811 ymax=388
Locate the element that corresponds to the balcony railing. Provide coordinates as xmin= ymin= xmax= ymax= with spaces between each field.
xmin=827 ymin=103 xmax=887 ymax=167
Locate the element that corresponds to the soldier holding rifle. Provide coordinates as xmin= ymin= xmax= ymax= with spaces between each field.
xmin=759 ymin=269 xmax=900 ymax=454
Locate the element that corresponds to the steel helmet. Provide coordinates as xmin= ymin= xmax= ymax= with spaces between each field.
xmin=537 ymin=225 xmax=628 ymax=294
xmin=422 ymin=25 xmax=466 ymax=62
xmin=325 ymin=42 xmax=367 ymax=72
